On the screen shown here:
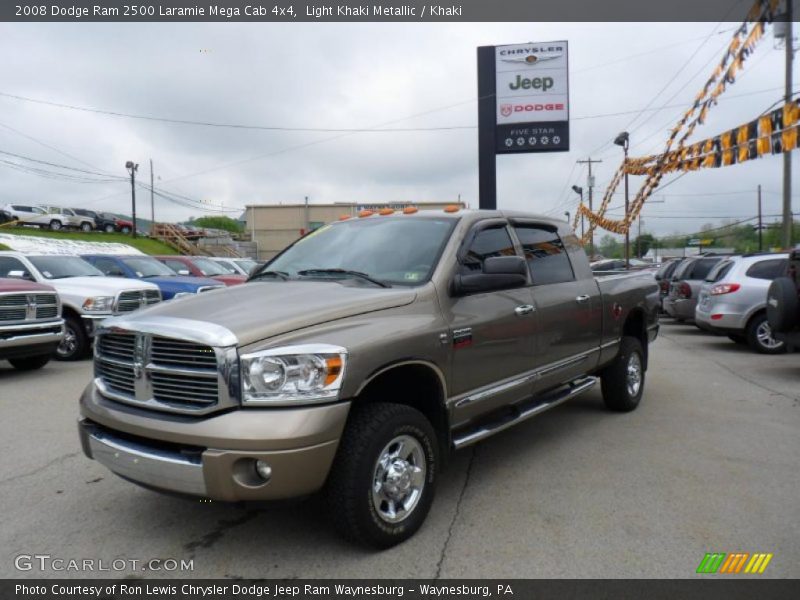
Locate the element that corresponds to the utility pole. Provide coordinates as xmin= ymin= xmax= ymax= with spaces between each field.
xmin=303 ymin=195 xmax=310 ymax=235
xmin=149 ymin=159 xmax=155 ymax=225
xmin=125 ymin=161 xmax=138 ymax=238
xmin=781 ymin=0 xmax=794 ymax=249
xmin=577 ymin=158 xmax=602 ymax=258
xmin=637 ymin=216 xmax=642 ymax=259
xmin=758 ymin=184 xmax=763 ymax=252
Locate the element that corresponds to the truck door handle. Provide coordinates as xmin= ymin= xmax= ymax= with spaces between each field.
xmin=575 ymin=295 xmax=590 ymax=303
xmin=514 ymin=304 xmax=535 ymax=316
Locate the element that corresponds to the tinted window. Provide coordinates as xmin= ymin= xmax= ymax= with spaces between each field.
xmin=0 ymin=256 xmax=29 ymax=277
xmin=93 ymin=258 xmax=125 ymax=276
xmin=672 ymin=259 xmax=694 ymax=280
xmin=689 ymin=258 xmax=723 ymax=280
xmin=656 ymin=260 xmax=677 ymax=279
xmin=514 ymin=225 xmax=575 ymax=285
xmin=27 ymin=256 xmax=103 ymax=279
xmin=460 ymin=226 xmax=516 ymax=274
xmin=12 ymin=205 xmax=32 ymax=212
xmin=162 ymin=259 xmax=188 ymax=273
xmin=746 ymin=259 xmax=787 ymax=280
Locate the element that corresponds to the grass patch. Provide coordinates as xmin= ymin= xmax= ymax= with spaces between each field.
xmin=0 ymin=227 xmax=179 ymax=255
xmin=0 ymin=242 xmax=9 ymax=251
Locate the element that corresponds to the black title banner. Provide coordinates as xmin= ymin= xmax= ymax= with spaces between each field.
xmin=4 ymin=579 xmax=800 ymax=600
xmin=2 ymin=0 xmax=792 ymax=22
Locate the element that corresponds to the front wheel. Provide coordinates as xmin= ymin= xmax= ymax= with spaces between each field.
xmin=49 ymin=220 xmax=63 ymax=231
xmin=80 ymin=222 xmax=93 ymax=232
xmin=601 ymin=336 xmax=645 ymax=412
xmin=55 ymin=316 xmax=89 ymax=361
xmin=120 ymin=226 xmax=131 ymax=234
xmin=9 ymin=354 xmax=51 ymax=371
xmin=103 ymin=224 xmax=115 ymax=233
xmin=325 ymin=402 xmax=438 ymax=549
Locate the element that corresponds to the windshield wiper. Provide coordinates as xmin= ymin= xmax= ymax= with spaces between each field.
xmin=297 ymin=269 xmax=389 ymax=288
xmin=250 ymin=270 xmax=290 ymax=281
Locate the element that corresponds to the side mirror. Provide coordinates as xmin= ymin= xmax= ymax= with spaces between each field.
xmin=452 ymin=256 xmax=528 ymax=296
xmin=7 ymin=270 xmax=32 ymax=281
xmin=178 ymin=269 xmax=191 ymax=276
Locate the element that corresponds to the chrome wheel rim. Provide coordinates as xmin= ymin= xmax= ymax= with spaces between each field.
xmin=626 ymin=352 xmax=642 ymax=397
xmin=371 ymin=434 xmax=426 ymax=524
xmin=57 ymin=326 xmax=77 ymax=357
xmin=756 ymin=321 xmax=783 ymax=350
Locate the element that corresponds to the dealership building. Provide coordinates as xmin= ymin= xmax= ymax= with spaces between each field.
xmin=243 ymin=201 xmax=463 ymax=259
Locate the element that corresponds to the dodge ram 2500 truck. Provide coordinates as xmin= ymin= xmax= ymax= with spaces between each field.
xmin=78 ymin=209 xmax=659 ymax=548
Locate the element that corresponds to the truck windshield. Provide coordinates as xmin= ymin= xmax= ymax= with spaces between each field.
xmin=28 ymin=256 xmax=104 ymax=279
xmin=122 ymin=257 xmax=178 ymax=278
xmin=264 ymin=217 xmax=456 ymax=286
xmin=191 ymin=258 xmax=230 ymax=276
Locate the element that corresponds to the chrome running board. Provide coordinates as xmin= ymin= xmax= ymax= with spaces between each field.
xmin=451 ymin=376 xmax=597 ymax=450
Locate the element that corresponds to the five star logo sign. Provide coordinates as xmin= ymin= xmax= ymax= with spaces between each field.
xmin=501 ymin=52 xmax=562 ymax=66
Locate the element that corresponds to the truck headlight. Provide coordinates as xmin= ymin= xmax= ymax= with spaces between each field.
xmin=82 ymin=296 xmax=114 ymax=312
xmin=240 ymin=344 xmax=346 ymax=405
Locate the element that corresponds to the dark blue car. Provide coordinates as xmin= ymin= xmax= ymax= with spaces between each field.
xmin=82 ymin=254 xmax=224 ymax=300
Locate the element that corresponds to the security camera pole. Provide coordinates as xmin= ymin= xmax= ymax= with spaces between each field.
xmin=125 ymin=161 xmax=139 ymax=238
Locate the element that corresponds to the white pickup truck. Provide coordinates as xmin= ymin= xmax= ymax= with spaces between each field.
xmin=0 ymin=252 xmax=161 ymax=360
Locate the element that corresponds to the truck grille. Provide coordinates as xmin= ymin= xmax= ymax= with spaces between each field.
xmin=115 ymin=290 xmax=161 ymax=314
xmin=94 ymin=331 xmax=227 ymax=414
xmin=0 ymin=292 xmax=59 ymax=323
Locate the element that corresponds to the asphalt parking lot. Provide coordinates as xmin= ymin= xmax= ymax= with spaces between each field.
xmin=1 ymin=320 xmax=798 ymax=579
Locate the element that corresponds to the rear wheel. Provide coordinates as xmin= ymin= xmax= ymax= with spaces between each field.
xmin=120 ymin=225 xmax=131 ymax=234
xmin=746 ymin=313 xmax=785 ymax=355
xmin=325 ymin=402 xmax=438 ymax=548
xmin=49 ymin=219 xmax=63 ymax=231
xmin=9 ymin=354 xmax=51 ymax=371
xmin=601 ymin=336 xmax=645 ymax=412
xmin=103 ymin=224 xmax=115 ymax=233
xmin=80 ymin=221 xmax=93 ymax=232
xmin=55 ymin=315 xmax=89 ymax=361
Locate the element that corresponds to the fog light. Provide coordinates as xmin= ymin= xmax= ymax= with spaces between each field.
xmin=255 ymin=460 xmax=272 ymax=482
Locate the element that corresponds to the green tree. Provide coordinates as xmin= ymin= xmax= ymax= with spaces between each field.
xmin=598 ymin=234 xmax=622 ymax=258
xmin=190 ymin=216 xmax=243 ymax=234
xmin=632 ymin=233 xmax=655 ymax=258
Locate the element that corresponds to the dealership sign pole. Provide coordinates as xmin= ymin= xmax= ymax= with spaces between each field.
xmin=478 ymin=40 xmax=570 ymax=209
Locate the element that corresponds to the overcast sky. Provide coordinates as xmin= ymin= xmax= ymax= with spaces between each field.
xmin=0 ymin=20 xmax=796 ymax=238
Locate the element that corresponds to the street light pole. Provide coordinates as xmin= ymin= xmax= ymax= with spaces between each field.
xmin=614 ymin=132 xmax=631 ymax=267
xmin=781 ymin=0 xmax=794 ymax=249
xmin=125 ymin=161 xmax=139 ymax=238
xmin=571 ymin=185 xmax=584 ymax=242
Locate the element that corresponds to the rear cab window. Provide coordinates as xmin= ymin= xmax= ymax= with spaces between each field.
xmin=513 ymin=224 xmax=575 ymax=285
xmin=689 ymin=258 xmax=722 ymax=281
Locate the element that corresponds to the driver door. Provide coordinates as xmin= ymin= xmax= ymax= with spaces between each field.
xmin=444 ymin=221 xmax=539 ymax=427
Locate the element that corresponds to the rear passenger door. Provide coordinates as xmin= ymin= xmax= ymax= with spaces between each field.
xmin=512 ymin=222 xmax=601 ymax=392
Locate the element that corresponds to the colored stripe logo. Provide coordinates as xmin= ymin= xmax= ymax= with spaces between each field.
xmin=696 ymin=552 xmax=773 ymax=574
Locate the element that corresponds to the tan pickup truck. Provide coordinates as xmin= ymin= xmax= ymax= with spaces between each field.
xmin=79 ymin=209 xmax=659 ymax=547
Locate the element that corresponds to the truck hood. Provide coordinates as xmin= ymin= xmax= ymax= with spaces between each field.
xmin=48 ymin=276 xmax=160 ymax=295
xmin=105 ymin=280 xmax=417 ymax=346
xmin=140 ymin=276 xmax=222 ymax=291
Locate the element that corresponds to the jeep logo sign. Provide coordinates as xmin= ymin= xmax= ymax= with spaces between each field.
xmin=490 ymin=40 xmax=569 ymax=154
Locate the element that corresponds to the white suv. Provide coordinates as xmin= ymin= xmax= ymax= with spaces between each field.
xmin=39 ymin=206 xmax=95 ymax=231
xmin=0 ymin=252 xmax=161 ymax=360
xmin=2 ymin=204 xmax=67 ymax=230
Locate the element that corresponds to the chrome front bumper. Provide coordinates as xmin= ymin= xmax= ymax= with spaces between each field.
xmin=81 ymin=421 xmax=206 ymax=496
xmin=0 ymin=319 xmax=63 ymax=349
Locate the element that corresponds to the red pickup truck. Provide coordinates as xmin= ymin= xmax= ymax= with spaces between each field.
xmin=0 ymin=278 xmax=63 ymax=370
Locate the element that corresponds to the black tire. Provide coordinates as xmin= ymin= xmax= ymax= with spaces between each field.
xmin=49 ymin=219 xmax=63 ymax=231
xmin=727 ymin=334 xmax=747 ymax=345
xmin=601 ymin=336 xmax=645 ymax=412
xmin=767 ymin=277 xmax=798 ymax=333
xmin=325 ymin=402 xmax=438 ymax=549
xmin=103 ymin=224 xmax=115 ymax=233
xmin=9 ymin=354 xmax=51 ymax=371
xmin=55 ymin=315 xmax=89 ymax=361
xmin=80 ymin=222 xmax=93 ymax=232
xmin=746 ymin=313 xmax=786 ymax=355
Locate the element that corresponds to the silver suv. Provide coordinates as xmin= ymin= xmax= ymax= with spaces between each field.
xmin=695 ymin=253 xmax=789 ymax=354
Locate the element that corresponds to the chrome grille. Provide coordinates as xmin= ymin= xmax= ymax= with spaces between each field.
xmin=0 ymin=292 xmax=59 ymax=323
xmin=115 ymin=289 xmax=161 ymax=314
xmin=94 ymin=330 xmax=228 ymax=414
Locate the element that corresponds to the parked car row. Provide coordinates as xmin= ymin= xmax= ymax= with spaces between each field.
xmin=0 ymin=204 xmax=133 ymax=232
xmin=657 ymin=252 xmax=792 ymax=354
xmin=0 ymin=251 xmax=253 ymax=366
